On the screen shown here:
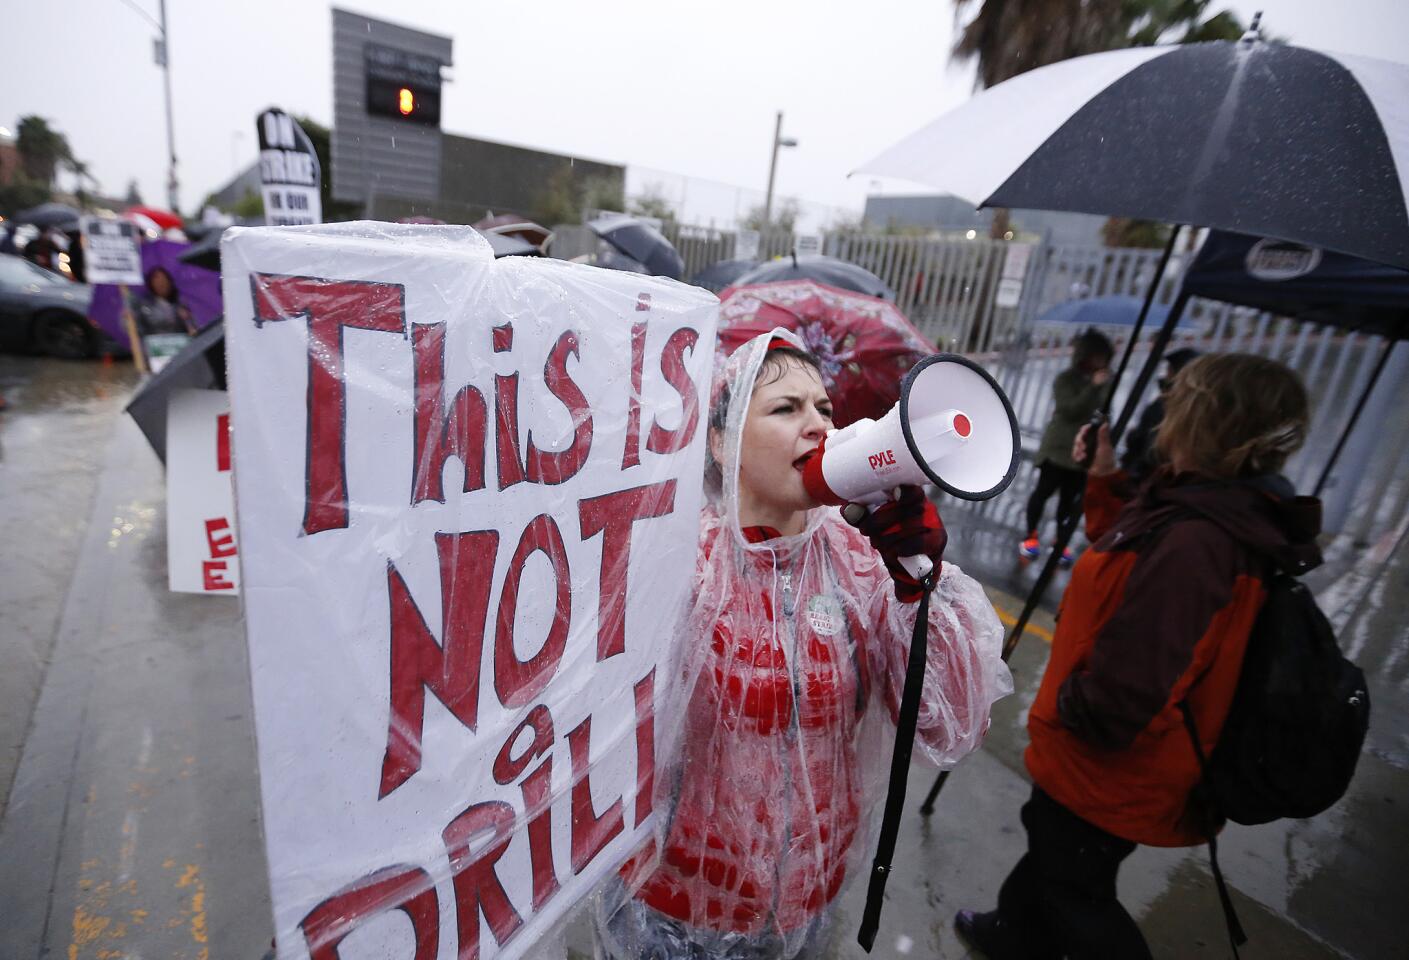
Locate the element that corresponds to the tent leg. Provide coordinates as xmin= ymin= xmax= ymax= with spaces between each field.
xmin=1112 ymin=291 xmax=1193 ymax=440
xmin=1105 ymin=225 xmax=1182 ymax=409
xmin=1313 ymin=337 xmax=1398 ymax=498
xmin=919 ymin=769 xmax=950 ymax=817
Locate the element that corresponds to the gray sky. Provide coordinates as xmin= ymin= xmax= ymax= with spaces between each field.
xmin=3 ymin=0 xmax=1406 ymax=230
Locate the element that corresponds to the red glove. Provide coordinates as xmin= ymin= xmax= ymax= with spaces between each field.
xmin=847 ymin=485 xmax=947 ymax=603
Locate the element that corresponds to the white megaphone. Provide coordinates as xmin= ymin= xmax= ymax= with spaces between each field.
xmin=802 ymin=354 xmax=1020 ymax=581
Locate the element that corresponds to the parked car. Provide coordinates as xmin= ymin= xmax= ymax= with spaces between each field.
xmin=0 ymin=253 xmax=113 ymax=359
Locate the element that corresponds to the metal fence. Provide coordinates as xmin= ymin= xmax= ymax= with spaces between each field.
xmin=629 ymin=218 xmax=1405 ymax=543
xmin=560 ymin=216 xmax=1404 ymax=540
xmin=980 ymin=310 xmax=1408 ymax=542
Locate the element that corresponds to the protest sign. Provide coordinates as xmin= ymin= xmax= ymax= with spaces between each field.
xmin=165 ymin=389 xmax=239 ymax=594
xmin=79 ymin=216 xmax=144 ymax=286
xmin=257 ymin=108 xmax=323 ymax=226
xmin=222 ymin=222 xmax=717 ymax=960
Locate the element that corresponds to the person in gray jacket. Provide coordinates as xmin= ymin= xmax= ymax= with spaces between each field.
xmin=1020 ymin=329 xmax=1112 ymax=563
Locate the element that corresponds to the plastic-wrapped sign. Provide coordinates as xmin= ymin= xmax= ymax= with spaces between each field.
xmin=165 ymin=388 xmax=239 ymax=594
xmin=222 ymin=223 xmax=717 ymax=960
xmin=257 ymin=108 xmax=323 ymax=226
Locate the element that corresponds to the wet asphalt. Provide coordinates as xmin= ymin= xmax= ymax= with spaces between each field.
xmin=0 ymin=354 xmax=1405 ymax=960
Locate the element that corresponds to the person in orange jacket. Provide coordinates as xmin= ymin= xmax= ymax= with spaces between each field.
xmin=956 ymin=353 xmax=1319 ymax=959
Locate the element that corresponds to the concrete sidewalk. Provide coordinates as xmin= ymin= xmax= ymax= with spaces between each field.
xmin=1 ymin=356 xmax=1403 ymax=959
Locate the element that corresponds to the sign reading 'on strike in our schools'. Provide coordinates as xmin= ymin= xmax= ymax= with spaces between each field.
xmin=222 ymin=222 xmax=717 ymax=960
xmin=256 ymin=107 xmax=323 ymax=226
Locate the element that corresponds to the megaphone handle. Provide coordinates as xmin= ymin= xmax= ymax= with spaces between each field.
xmin=845 ymin=491 xmax=935 ymax=584
xmin=898 ymin=554 xmax=933 ymax=582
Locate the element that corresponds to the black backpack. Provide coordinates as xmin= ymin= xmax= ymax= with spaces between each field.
xmin=1180 ymin=571 xmax=1371 ymax=954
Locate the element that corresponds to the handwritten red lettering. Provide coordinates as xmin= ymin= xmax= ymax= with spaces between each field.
xmin=578 ymin=480 xmax=678 ymax=661
xmin=250 ymin=274 xmax=406 ymax=534
xmin=380 ymin=531 xmax=498 ymax=798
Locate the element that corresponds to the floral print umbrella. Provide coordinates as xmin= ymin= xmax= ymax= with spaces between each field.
xmin=716 ymin=279 xmax=936 ymax=428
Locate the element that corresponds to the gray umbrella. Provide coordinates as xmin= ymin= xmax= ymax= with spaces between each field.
xmin=689 ymin=258 xmax=759 ymax=293
xmin=14 ymin=202 xmax=82 ymax=231
xmin=732 ymin=254 xmax=895 ymax=301
xmin=587 ymin=214 xmax=685 ymax=280
xmin=179 ymin=227 xmax=227 ymax=272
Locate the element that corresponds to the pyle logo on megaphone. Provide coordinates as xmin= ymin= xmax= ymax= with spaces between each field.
xmin=802 ymin=355 xmax=1018 ymax=507
xmin=869 ymin=449 xmax=898 ymax=472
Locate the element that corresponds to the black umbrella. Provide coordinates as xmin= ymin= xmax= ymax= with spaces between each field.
xmin=125 ymin=319 xmax=227 ymax=463
xmin=855 ymin=20 xmax=1409 ymax=953
xmin=732 ymin=253 xmax=895 ymax=302
xmin=861 ymin=29 xmax=1409 ymax=271
xmin=586 ymin=214 xmax=684 ymax=280
xmin=689 ymin=257 xmax=759 ymax=293
xmin=179 ymin=227 xmax=227 ymax=272
xmin=732 ymin=250 xmax=896 ymax=298
xmin=14 ymin=202 xmax=82 ymax=231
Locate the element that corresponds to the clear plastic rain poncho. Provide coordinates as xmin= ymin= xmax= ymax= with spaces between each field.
xmin=595 ymin=328 xmax=1012 ymax=959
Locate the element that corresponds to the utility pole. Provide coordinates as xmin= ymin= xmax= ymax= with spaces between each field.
xmin=763 ymin=111 xmax=797 ymax=226
xmin=158 ymin=0 xmax=179 ymax=212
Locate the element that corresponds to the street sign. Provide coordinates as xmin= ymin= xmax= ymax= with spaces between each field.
xmin=795 ymin=234 xmax=823 ymax=257
xmin=256 ymin=108 xmax=323 ymax=227
xmin=79 ymin=217 xmax=143 ymax=286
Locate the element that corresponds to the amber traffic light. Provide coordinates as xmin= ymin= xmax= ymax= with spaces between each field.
xmin=365 ymin=77 xmax=441 ymax=127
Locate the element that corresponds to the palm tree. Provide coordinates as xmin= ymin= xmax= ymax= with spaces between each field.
xmin=952 ymin=0 xmax=1127 ymax=89
xmin=16 ymin=116 xmax=75 ymax=186
xmin=951 ymin=0 xmax=1245 ymax=88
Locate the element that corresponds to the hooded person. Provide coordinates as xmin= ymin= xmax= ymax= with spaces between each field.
xmin=1020 ymin=328 xmax=1114 ymax=565
xmin=593 ymin=327 xmax=1012 ymax=959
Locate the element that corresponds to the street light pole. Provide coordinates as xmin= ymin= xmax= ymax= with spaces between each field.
xmin=763 ymin=110 xmax=797 ymax=226
xmin=158 ymin=0 xmax=179 ymax=212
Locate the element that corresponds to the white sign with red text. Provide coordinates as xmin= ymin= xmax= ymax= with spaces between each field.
xmin=221 ymin=223 xmax=717 ymax=960
xmin=166 ymin=388 xmax=239 ymax=594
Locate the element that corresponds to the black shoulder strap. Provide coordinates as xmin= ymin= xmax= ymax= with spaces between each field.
xmin=857 ymin=571 xmax=936 ymax=952
xmin=1178 ymin=702 xmax=1249 ymax=957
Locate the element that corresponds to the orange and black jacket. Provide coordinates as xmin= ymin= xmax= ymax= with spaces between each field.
xmin=1026 ymin=469 xmax=1321 ymax=847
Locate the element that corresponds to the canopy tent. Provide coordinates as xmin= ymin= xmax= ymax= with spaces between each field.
xmin=1181 ymin=231 xmax=1409 ymax=339
xmin=917 ymin=231 xmax=1408 ymax=824
xmin=1121 ymin=230 xmax=1409 ymax=501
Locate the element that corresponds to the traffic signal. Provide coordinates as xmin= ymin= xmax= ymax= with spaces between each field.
xmin=366 ymin=76 xmax=441 ymax=127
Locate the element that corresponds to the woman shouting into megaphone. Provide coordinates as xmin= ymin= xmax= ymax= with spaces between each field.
xmin=594 ymin=328 xmax=1012 ymax=959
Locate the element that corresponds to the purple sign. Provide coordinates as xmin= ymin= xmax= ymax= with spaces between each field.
xmin=87 ymin=239 xmax=223 ymax=348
